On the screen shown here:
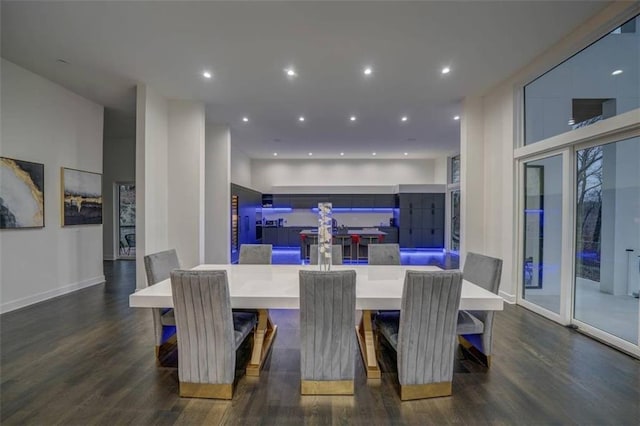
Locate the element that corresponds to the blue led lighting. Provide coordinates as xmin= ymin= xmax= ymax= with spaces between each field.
xmin=524 ymin=209 xmax=544 ymax=214
xmin=310 ymin=207 xmax=395 ymax=212
xmin=261 ymin=207 xmax=293 ymax=212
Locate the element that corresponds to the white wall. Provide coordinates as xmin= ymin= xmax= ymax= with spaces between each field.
xmin=168 ymin=101 xmax=205 ymax=269
xmin=231 ymin=144 xmax=252 ymax=189
xmin=251 ymin=159 xmax=436 ymax=192
xmin=102 ymin=108 xmax=135 ymax=260
xmin=0 ymin=59 xmax=104 ymax=312
xmin=434 ymin=155 xmax=448 ymax=184
xmin=205 ymin=124 xmax=231 ymax=264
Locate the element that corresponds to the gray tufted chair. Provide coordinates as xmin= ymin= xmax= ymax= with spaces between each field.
xmin=376 ymin=270 xmax=463 ymax=400
xmin=299 ymin=270 xmax=356 ymax=395
xmin=309 ymin=244 xmax=343 ymax=265
xmin=239 ymin=244 xmax=272 ymax=264
xmin=144 ymin=249 xmax=180 ymax=359
xmin=368 ymin=243 xmax=401 ymax=265
xmin=456 ymin=252 xmax=503 ymax=367
xmin=170 ymin=270 xmax=257 ymax=399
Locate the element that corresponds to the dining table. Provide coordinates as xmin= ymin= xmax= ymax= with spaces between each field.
xmin=129 ymin=264 xmax=504 ymax=379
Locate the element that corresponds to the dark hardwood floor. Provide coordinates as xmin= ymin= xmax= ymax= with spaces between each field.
xmin=1 ymin=260 xmax=638 ymax=425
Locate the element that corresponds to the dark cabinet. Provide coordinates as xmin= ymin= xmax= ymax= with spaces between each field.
xmin=374 ymin=194 xmax=396 ymax=208
xmin=331 ymin=195 xmax=352 ymax=208
xmin=262 ymin=227 xmax=278 ymax=245
xmin=351 ymin=195 xmax=375 ymax=208
xmin=398 ymin=193 xmax=445 ymax=248
xmin=272 ymin=195 xmax=290 ymax=208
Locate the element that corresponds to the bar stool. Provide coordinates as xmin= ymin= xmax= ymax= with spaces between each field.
xmin=351 ymin=234 xmax=362 ymax=263
xmin=307 ymin=234 xmax=318 ymax=261
xmin=339 ymin=235 xmax=352 ymax=263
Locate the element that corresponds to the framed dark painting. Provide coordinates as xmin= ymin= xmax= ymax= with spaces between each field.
xmin=0 ymin=157 xmax=45 ymax=229
xmin=61 ymin=167 xmax=102 ymax=226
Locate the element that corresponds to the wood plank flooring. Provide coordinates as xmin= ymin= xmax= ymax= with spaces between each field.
xmin=1 ymin=260 xmax=639 ymax=425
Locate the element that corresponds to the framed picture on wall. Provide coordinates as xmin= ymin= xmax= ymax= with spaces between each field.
xmin=0 ymin=157 xmax=45 ymax=229
xmin=524 ymin=164 xmax=544 ymax=289
xmin=61 ymin=167 xmax=102 ymax=226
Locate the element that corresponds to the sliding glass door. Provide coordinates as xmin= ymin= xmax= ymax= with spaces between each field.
xmin=574 ymin=136 xmax=640 ymax=345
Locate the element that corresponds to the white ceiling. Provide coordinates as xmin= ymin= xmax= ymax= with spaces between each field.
xmin=1 ymin=1 xmax=609 ymax=159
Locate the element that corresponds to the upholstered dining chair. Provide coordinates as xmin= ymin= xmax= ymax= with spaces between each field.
xmin=239 ymin=244 xmax=272 ymax=264
xmin=368 ymin=243 xmax=401 ymax=265
xmin=170 ymin=270 xmax=257 ymax=399
xmin=376 ymin=270 xmax=463 ymax=400
xmin=309 ymin=244 xmax=343 ymax=265
xmin=144 ymin=249 xmax=180 ymax=360
xmin=456 ymin=252 xmax=503 ymax=367
xmin=299 ymin=270 xmax=356 ymax=395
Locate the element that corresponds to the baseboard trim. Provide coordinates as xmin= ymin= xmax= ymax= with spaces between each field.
xmin=0 ymin=275 xmax=106 ymax=314
xmin=499 ymin=291 xmax=516 ymax=304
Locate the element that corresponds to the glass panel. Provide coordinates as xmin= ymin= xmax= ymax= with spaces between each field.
xmin=451 ymin=155 xmax=460 ymax=184
xmin=451 ymin=190 xmax=460 ymax=252
xmin=574 ymin=136 xmax=639 ymax=344
xmin=524 ymin=15 xmax=640 ymax=145
xmin=522 ymin=155 xmax=563 ymax=313
xmin=118 ymin=184 xmax=135 ymax=257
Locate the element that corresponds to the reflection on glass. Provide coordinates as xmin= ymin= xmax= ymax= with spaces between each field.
xmin=451 ymin=155 xmax=460 ymax=184
xmin=118 ymin=184 xmax=135 ymax=257
xmin=524 ymin=15 xmax=640 ymax=145
xmin=523 ymin=155 xmax=562 ymax=313
xmin=574 ymin=137 xmax=639 ymax=344
xmin=451 ymin=190 xmax=460 ymax=252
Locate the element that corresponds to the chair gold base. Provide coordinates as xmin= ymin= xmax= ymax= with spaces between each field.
xmin=458 ymin=335 xmax=492 ymax=368
xmin=400 ymin=381 xmax=452 ymax=401
xmin=180 ymin=382 xmax=233 ymax=400
xmin=301 ymin=380 xmax=354 ymax=395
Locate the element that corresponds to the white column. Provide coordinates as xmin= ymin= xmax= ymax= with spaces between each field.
xmin=205 ymin=123 xmax=231 ymax=264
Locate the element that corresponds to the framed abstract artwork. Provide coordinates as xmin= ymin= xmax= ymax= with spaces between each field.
xmin=61 ymin=167 xmax=102 ymax=226
xmin=0 ymin=157 xmax=45 ymax=229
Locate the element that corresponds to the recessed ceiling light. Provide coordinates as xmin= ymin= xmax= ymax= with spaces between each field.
xmin=242 ymin=116 xmax=249 ymax=122
xmin=202 ymin=70 xmax=212 ymax=79
xmin=350 ymin=116 xmax=357 ymax=122
xmin=308 ymin=152 xmax=313 ymax=156
xmin=453 ymin=115 xmax=460 ymax=120
xmin=372 ymin=152 xmax=377 ymax=156
xmin=285 ymin=67 xmax=297 ymax=77
xmin=611 ymin=69 xmax=623 ymax=76
xmin=363 ymin=67 xmax=373 ymax=76
xmin=441 ymin=67 xmax=451 ymax=75
xmin=404 ymin=152 xmax=409 ymax=156
xmin=273 ymin=152 xmax=278 ymax=156
xmin=401 ymin=116 xmax=408 ymax=122
xmin=298 ymin=116 xmax=305 ymax=122
xmin=340 ymin=152 xmax=345 ymax=156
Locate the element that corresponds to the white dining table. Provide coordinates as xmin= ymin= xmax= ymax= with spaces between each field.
xmin=130 ymin=264 xmax=503 ymax=378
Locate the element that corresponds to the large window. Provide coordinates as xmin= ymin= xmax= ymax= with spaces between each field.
xmin=524 ymin=15 xmax=639 ymax=145
xmin=518 ymin=11 xmax=640 ymax=357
